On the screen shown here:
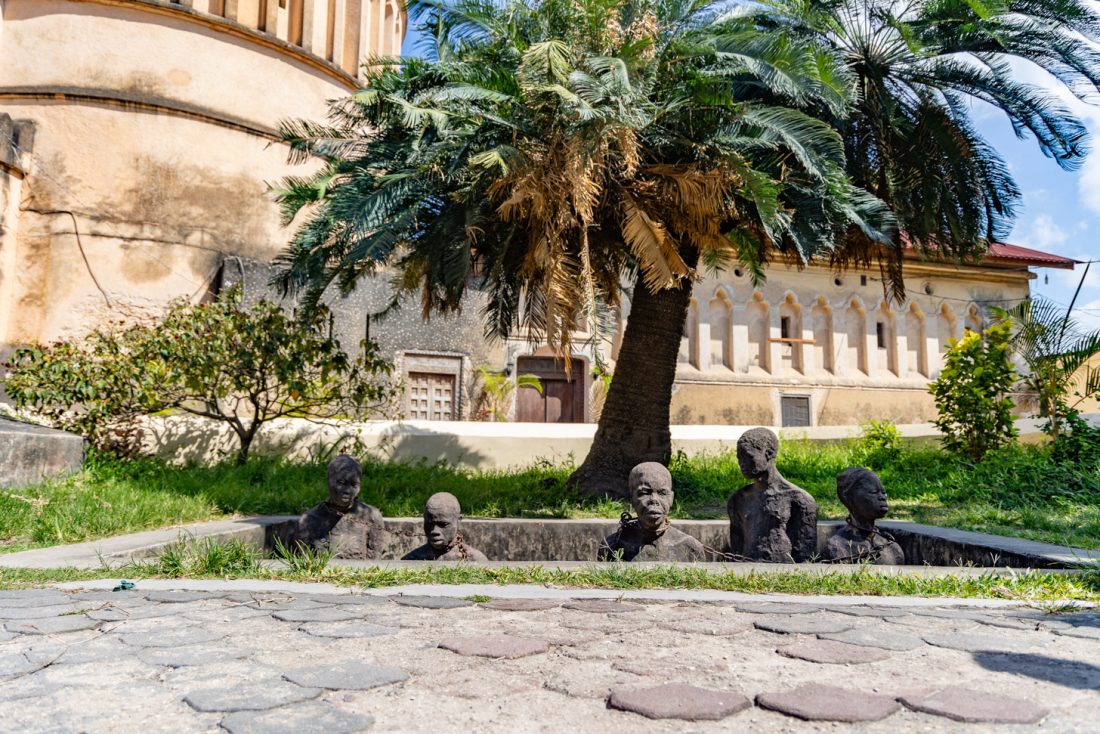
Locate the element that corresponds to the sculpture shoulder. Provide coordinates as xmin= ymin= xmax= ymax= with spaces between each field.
xmin=598 ymin=531 xmax=626 ymax=560
xmin=788 ymin=485 xmax=817 ymax=510
xmin=402 ymin=544 xmax=436 ymax=561
xmin=349 ymin=502 xmax=385 ymax=523
xmin=726 ymin=485 xmax=754 ymax=513
xmin=662 ymin=526 xmax=705 ymax=558
xmin=459 ymin=546 xmax=489 ymax=562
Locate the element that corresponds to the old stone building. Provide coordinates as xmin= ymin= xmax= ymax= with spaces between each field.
xmin=0 ymin=1 xmax=1077 ymax=428
xmin=0 ymin=0 xmax=404 ymax=351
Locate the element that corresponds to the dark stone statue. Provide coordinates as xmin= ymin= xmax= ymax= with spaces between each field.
xmin=288 ymin=454 xmax=389 ymax=559
xmin=598 ymin=462 xmax=705 ymax=562
xmin=727 ymin=427 xmax=818 ymax=562
xmin=402 ymin=492 xmax=488 ymax=561
xmin=824 ymin=467 xmax=905 ymax=565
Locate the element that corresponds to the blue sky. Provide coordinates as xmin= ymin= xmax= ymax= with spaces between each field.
xmin=400 ymin=26 xmax=1100 ymax=331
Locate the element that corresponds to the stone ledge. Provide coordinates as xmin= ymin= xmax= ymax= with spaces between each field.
xmin=0 ymin=418 xmax=84 ymax=489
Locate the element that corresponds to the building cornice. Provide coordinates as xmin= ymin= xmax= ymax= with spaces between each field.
xmin=0 ymin=86 xmax=282 ymax=141
xmin=64 ymin=0 xmax=360 ymax=89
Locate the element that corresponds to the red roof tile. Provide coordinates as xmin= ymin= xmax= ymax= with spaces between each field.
xmin=984 ymin=242 xmax=1078 ymax=268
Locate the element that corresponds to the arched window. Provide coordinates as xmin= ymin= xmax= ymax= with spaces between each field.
xmin=778 ymin=293 xmax=803 ymax=374
xmin=746 ymin=292 xmax=770 ymax=373
xmin=707 ymin=289 xmax=733 ymax=370
xmin=905 ymin=303 xmax=928 ymax=378
xmin=874 ymin=301 xmax=898 ymax=376
xmin=678 ymin=298 xmax=700 ymax=369
xmin=811 ymin=297 xmax=833 ymax=374
xmin=844 ymin=298 xmax=867 ymax=375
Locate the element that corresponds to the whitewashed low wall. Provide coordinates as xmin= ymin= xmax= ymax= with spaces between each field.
xmin=140 ymin=414 xmax=1097 ymax=469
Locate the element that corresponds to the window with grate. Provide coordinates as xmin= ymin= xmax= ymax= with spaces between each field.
xmin=780 ymin=396 xmax=811 ymax=427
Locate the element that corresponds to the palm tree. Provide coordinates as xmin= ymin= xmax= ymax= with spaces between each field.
xmin=995 ymin=295 xmax=1100 ymax=438
xmin=737 ymin=0 xmax=1100 ymax=299
xmin=274 ymin=0 xmax=893 ymax=496
xmin=476 ymin=366 xmax=543 ymax=422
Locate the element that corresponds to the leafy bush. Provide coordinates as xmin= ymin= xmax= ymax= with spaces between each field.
xmin=853 ymin=419 xmax=903 ymax=469
xmin=929 ymin=322 xmax=1019 ymax=460
xmin=3 ymin=290 xmax=393 ymax=463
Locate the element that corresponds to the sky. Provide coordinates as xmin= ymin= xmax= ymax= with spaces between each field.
xmin=399 ymin=24 xmax=1100 ymax=332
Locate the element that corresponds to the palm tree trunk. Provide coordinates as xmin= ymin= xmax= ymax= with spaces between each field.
xmin=568 ymin=272 xmax=693 ymax=498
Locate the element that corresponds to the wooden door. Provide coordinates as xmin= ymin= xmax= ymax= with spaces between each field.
xmin=406 ymin=372 xmax=456 ymax=420
xmin=515 ymin=357 xmax=584 ymax=422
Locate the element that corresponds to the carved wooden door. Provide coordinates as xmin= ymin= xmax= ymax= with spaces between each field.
xmin=406 ymin=372 xmax=456 ymax=420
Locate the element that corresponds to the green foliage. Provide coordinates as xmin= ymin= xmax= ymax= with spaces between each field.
xmin=3 ymin=290 xmax=393 ymax=464
xmin=994 ymin=296 xmax=1100 ymax=439
xmin=475 ymin=367 xmax=542 ymax=422
xmin=929 ymin=323 xmax=1020 ymax=460
xmin=138 ymin=536 xmax=262 ymax=577
xmin=852 ymin=420 xmax=903 ymax=469
xmin=274 ymin=0 xmax=895 ymax=358
xmin=272 ymin=536 xmax=333 ymax=575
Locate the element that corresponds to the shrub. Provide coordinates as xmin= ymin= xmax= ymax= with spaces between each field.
xmin=853 ymin=419 xmax=903 ymax=469
xmin=3 ymin=290 xmax=393 ymax=463
xmin=929 ymin=322 xmax=1019 ymax=461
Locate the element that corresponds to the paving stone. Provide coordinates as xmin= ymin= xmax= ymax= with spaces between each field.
xmin=753 ymin=615 xmax=855 ymax=635
xmin=655 ymin=617 xmax=750 ymax=636
xmin=244 ymin=599 xmax=328 ymax=612
xmin=282 ymin=661 xmax=409 ymax=690
xmin=119 ymin=626 xmax=222 ymax=647
xmin=391 ymin=595 xmax=473 ymax=609
xmin=143 ymin=591 xmax=224 ymax=603
xmin=138 ymin=644 xmax=251 ymax=667
xmin=0 ymin=652 xmax=43 ymax=678
xmin=298 ymin=622 xmax=397 ymax=638
xmin=5 ymin=616 xmax=102 ymax=635
xmin=0 ymin=630 xmax=16 ymax=642
xmin=736 ymin=603 xmax=819 ymax=615
xmin=608 ymin=683 xmax=752 ymax=721
xmin=1054 ymin=626 xmax=1100 ymax=640
xmin=819 ymin=627 xmax=923 ymax=651
xmin=438 ymin=634 xmax=551 ymax=659
xmin=0 ymin=593 xmax=72 ymax=608
xmin=562 ymin=600 xmax=642 ymax=614
xmin=828 ymin=606 xmax=908 ymax=618
xmin=86 ymin=603 xmax=179 ymax=622
xmin=756 ymin=683 xmax=901 ymax=722
xmin=922 ymin=630 xmax=1037 ymax=653
xmin=220 ymin=701 xmax=374 ymax=734
xmin=271 ymin=607 xmax=363 ymax=623
xmin=184 ymin=681 xmax=321 ymax=712
xmin=480 ymin=599 xmax=560 ymax=612
xmin=899 ymin=688 xmax=1049 ymax=724
xmin=312 ymin=594 xmax=387 ymax=606
xmin=777 ymin=639 xmax=891 ymax=664
xmin=0 ymin=604 xmax=79 ymax=620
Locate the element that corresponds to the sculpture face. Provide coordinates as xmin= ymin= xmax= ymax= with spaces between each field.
xmin=424 ymin=493 xmax=462 ymax=551
xmin=327 ymin=455 xmax=362 ymax=511
xmin=737 ymin=428 xmax=778 ymax=480
xmin=629 ymin=462 xmax=673 ymax=532
xmin=841 ymin=470 xmax=888 ymax=524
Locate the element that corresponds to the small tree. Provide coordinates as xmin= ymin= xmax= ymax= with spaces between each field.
xmin=3 ymin=292 xmax=393 ymax=463
xmin=474 ymin=367 xmax=541 ymax=422
xmin=929 ymin=322 xmax=1019 ymax=461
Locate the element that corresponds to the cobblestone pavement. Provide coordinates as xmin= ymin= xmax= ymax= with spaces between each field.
xmin=2 ymin=584 xmax=1099 ymax=732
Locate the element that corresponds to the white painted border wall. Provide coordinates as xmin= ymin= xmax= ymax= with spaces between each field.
xmin=141 ymin=414 xmax=1098 ymax=469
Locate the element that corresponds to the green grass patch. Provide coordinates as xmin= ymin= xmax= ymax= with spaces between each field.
xmin=1 ymin=435 xmax=1097 ymax=553
xmin=4 ymin=560 xmax=1099 ymax=601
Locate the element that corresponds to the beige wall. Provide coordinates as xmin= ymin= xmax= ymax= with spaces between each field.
xmin=652 ymin=259 xmax=1036 ymax=426
xmin=0 ymin=0 xmax=402 ymax=349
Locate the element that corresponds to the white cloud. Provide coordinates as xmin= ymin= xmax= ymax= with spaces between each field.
xmin=1021 ymin=213 xmax=1069 ymax=249
xmin=1078 ymin=156 xmax=1100 ymax=216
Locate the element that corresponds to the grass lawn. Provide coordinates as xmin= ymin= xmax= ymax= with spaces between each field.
xmin=2 ymin=432 xmax=1098 ymax=554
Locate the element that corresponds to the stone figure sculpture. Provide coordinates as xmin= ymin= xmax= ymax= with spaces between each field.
xmin=726 ymin=427 xmax=818 ymax=562
xmin=598 ymin=462 xmax=705 ymax=562
xmin=824 ymin=467 xmax=904 ymax=564
xmin=402 ymin=492 xmax=488 ymax=561
xmin=288 ymin=454 xmax=390 ymax=559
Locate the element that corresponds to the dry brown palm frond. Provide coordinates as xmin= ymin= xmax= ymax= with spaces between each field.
xmin=619 ymin=192 xmax=689 ymax=291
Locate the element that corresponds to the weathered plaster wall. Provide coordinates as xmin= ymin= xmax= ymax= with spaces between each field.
xmin=0 ymin=0 xmax=375 ymax=349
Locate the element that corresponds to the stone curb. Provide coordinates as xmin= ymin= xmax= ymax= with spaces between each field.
xmin=51 ymin=578 xmax=1099 ymax=609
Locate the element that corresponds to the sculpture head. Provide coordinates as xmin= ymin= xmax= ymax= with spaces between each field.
xmin=628 ymin=462 xmax=674 ymax=533
xmin=326 ymin=454 xmax=362 ymax=511
xmin=423 ymin=492 xmax=462 ymax=552
xmin=737 ymin=427 xmax=779 ymax=481
xmin=836 ymin=467 xmax=888 ymax=526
